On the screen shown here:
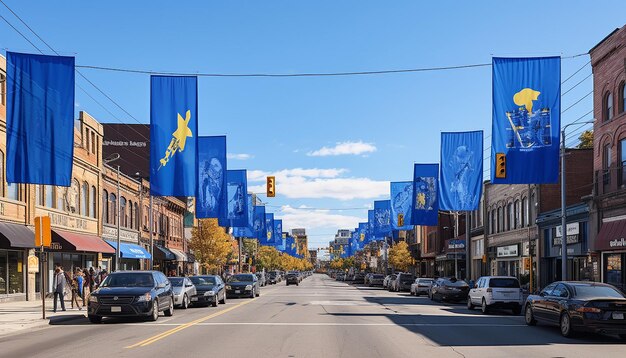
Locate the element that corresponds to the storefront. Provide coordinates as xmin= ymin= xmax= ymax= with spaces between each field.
xmin=153 ymin=244 xmax=175 ymax=274
xmin=436 ymin=237 xmax=466 ymax=278
xmin=169 ymin=249 xmax=187 ymax=276
xmin=471 ymin=235 xmax=485 ymax=280
xmin=595 ymin=218 xmax=626 ymax=293
xmin=492 ymin=244 xmax=520 ymax=277
xmin=105 ymin=240 xmax=151 ymax=270
xmin=0 ymin=223 xmax=34 ymax=299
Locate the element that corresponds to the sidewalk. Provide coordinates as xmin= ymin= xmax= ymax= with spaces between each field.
xmin=0 ymin=298 xmax=87 ymax=338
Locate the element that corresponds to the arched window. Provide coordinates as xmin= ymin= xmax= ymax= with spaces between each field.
xmin=522 ymin=197 xmax=529 ymax=226
xmin=81 ymin=182 xmax=88 ymax=216
xmin=45 ymin=185 xmax=53 ymax=208
xmin=620 ymin=81 xmax=626 ymax=114
xmin=56 ymin=187 xmax=64 ymax=210
xmin=497 ymin=207 xmax=502 ymax=233
xmin=128 ymin=200 xmax=133 ymax=229
xmin=109 ymin=193 xmax=117 ymax=225
xmin=120 ymin=197 xmax=127 ymax=227
xmin=91 ymin=186 xmax=97 ymax=218
xmin=507 ymin=203 xmax=513 ymax=231
xmin=605 ymin=92 xmax=614 ymax=122
xmin=103 ymin=190 xmax=109 ymax=224
xmin=514 ymin=200 xmax=520 ymax=229
xmin=135 ymin=202 xmax=140 ymax=230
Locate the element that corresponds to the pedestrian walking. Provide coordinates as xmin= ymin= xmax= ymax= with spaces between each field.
xmin=70 ymin=270 xmax=82 ymax=310
xmin=88 ymin=267 xmax=96 ymax=292
xmin=52 ymin=267 xmax=66 ymax=313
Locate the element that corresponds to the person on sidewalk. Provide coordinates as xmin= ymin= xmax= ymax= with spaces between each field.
xmin=52 ymin=267 xmax=66 ymax=313
xmin=83 ymin=268 xmax=92 ymax=302
xmin=70 ymin=270 xmax=83 ymax=310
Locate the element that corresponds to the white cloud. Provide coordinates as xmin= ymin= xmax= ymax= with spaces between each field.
xmin=307 ymin=141 xmax=377 ymax=157
xmin=227 ymin=153 xmax=253 ymax=160
xmin=247 ymin=168 xmax=388 ymax=201
xmin=277 ymin=206 xmax=365 ymax=231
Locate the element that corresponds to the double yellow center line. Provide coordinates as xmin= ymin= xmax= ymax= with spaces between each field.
xmin=126 ymin=299 xmax=254 ymax=349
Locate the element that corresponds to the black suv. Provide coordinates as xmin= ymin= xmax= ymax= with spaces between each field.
xmin=286 ymin=273 xmax=299 ymax=286
xmin=88 ymin=271 xmax=174 ymax=323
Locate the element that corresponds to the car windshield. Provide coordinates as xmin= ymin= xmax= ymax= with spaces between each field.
xmin=228 ymin=274 xmax=254 ymax=282
xmin=190 ymin=276 xmax=216 ymax=286
xmin=419 ymin=279 xmax=433 ymax=284
xmin=100 ymin=273 xmax=154 ymax=288
xmin=168 ymin=277 xmax=184 ymax=286
xmin=489 ymin=278 xmax=520 ymax=288
xmin=571 ymin=284 xmax=626 ymax=299
xmin=444 ymin=278 xmax=468 ymax=287
xmin=401 ymin=275 xmax=415 ymax=282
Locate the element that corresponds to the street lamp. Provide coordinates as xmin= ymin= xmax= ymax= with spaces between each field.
xmin=104 ymin=153 xmax=121 ymax=272
xmin=560 ymin=120 xmax=595 ymax=280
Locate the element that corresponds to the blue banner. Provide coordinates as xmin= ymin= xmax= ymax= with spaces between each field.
xmin=358 ymin=223 xmax=368 ymax=244
xmin=373 ymin=200 xmax=392 ymax=237
xmin=286 ymin=236 xmax=297 ymax=256
xmin=218 ymin=170 xmax=248 ymax=227
xmin=6 ymin=52 xmax=75 ymax=186
xmin=412 ymin=164 xmax=439 ymax=226
xmin=150 ymin=76 xmax=198 ymax=196
xmin=274 ymin=219 xmax=283 ymax=249
xmin=439 ymin=131 xmax=483 ymax=211
xmin=265 ymin=213 xmax=275 ymax=244
xmin=367 ymin=210 xmax=376 ymax=242
xmin=233 ymin=194 xmax=254 ymax=238
xmin=196 ymin=136 xmax=227 ymax=219
xmin=492 ymin=57 xmax=561 ymax=184
xmin=253 ymin=205 xmax=267 ymax=243
xmin=391 ymin=181 xmax=413 ymax=230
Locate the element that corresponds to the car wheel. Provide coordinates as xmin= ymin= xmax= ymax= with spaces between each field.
xmin=182 ymin=294 xmax=189 ymax=309
xmin=164 ymin=297 xmax=174 ymax=317
xmin=467 ymin=297 xmax=474 ymax=310
xmin=88 ymin=315 xmax=102 ymax=324
xmin=250 ymin=288 xmax=255 ymax=299
xmin=512 ymin=305 xmax=522 ymax=315
xmin=149 ymin=299 xmax=159 ymax=321
xmin=481 ymin=298 xmax=489 ymax=314
xmin=212 ymin=296 xmax=218 ymax=307
xmin=255 ymin=289 xmax=260 ymax=297
xmin=560 ymin=312 xmax=575 ymax=338
xmin=524 ymin=304 xmax=537 ymax=326
xmin=219 ymin=292 xmax=226 ymax=304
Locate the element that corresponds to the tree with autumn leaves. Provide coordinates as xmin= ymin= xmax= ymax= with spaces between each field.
xmin=388 ymin=241 xmax=413 ymax=272
xmin=189 ymin=218 xmax=235 ymax=274
xmin=256 ymin=245 xmax=313 ymax=272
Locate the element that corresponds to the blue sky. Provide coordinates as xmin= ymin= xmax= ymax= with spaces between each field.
xmin=1 ymin=1 xmax=622 ymax=248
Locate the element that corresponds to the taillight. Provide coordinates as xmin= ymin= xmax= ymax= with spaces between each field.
xmin=486 ymin=288 xmax=492 ymax=293
xmin=576 ymin=307 xmax=601 ymax=313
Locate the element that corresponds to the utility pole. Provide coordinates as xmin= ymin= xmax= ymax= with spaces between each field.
xmin=116 ymin=165 xmax=121 ymax=272
xmin=454 ymin=212 xmax=459 ymax=279
xmin=465 ymin=211 xmax=470 ymax=281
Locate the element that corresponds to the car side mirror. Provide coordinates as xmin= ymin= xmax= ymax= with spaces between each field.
xmin=157 ymin=283 xmax=166 ymax=289
xmin=539 ymin=291 xmax=546 ymax=297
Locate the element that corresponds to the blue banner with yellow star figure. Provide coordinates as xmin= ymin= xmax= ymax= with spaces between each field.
xmin=358 ymin=223 xmax=368 ymax=244
xmin=412 ymin=164 xmax=439 ymax=226
xmin=492 ymin=57 xmax=561 ymax=184
xmin=6 ymin=52 xmax=75 ymax=186
xmin=265 ymin=213 xmax=275 ymax=245
xmin=150 ymin=75 xmax=198 ymax=196
xmin=391 ymin=181 xmax=413 ymax=230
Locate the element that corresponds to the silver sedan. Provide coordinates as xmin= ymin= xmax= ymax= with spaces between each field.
xmin=168 ymin=277 xmax=197 ymax=309
xmin=410 ymin=278 xmax=435 ymax=296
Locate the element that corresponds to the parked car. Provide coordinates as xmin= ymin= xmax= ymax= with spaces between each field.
xmin=256 ymin=272 xmax=267 ymax=287
xmin=354 ymin=272 xmax=366 ymax=284
xmin=267 ymin=271 xmax=279 ymax=284
xmin=392 ymin=273 xmax=416 ymax=292
xmin=383 ymin=274 xmax=397 ymax=289
xmin=368 ymin=274 xmax=385 ymax=287
xmin=226 ymin=273 xmax=260 ymax=298
xmin=411 ymin=278 xmax=435 ymax=296
xmin=286 ymin=272 xmax=300 ymax=286
xmin=336 ymin=272 xmax=346 ymax=281
xmin=189 ymin=275 xmax=226 ymax=307
xmin=429 ymin=277 xmax=470 ymax=302
xmin=168 ymin=277 xmax=196 ymax=309
xmin=87 ymin=271 xmax=174 ymax=323
xmin=467 ymin=276 xmax=523 ymax=315
xmin=524 ymin=281 xmax=626 ymax=338
xmin=288 ymin=271 xmax=302 ymax=283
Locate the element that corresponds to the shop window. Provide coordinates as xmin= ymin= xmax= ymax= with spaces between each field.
xmin=45 ymin=185 xmax=53 ymax=208
xmin=7 ymin=251 xmax=23 ymax=294
xmin=81 ymin=182 xmax=88 ymax=216
xmin=103 ymin=190 xmax=109 ymax=224
xmin=604 ymin=92 xmax=614 ymax=122
xmin=90 ymin=185 xmax=97 ymax=218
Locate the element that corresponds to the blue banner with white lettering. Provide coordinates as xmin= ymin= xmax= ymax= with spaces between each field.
xmin=367 ymin=210 xmax=377 ymax=242
xmin=391 ymin=181 xmax=413 ymax=230
xmin=492 ymin=57 xmax=561 ymax=184
xmin=439 ymin=131 xmax=483 ymax=211
xmin=412 ymin=164 xmax=439 ymax=226
xmin=6 ymin=52 xmax=75 ymax=186
xmin=150 ymin=76 xmax=198 ymax=196
xmin=265 ymin=213 xmax=275 ymax=245
xmin=254 ymin=205 xmax=267 ymax=243
xmin=233 ymin=194 xmax=254 ymax=238
xmin=373 ymin=200 xmax=392 ymax=237
xmin=196 ymin=136 xmax=227 ymax=219
xmin=218 ymin=170 xmax=249 ymax=228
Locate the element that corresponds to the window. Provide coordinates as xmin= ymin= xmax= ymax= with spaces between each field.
xmin=102 ymin=190 xmax=109 ymax=224
xmin=45 ymin=186 xmax=53 ymax=208
xmin=90 ymin=186 xmax=97 ymax=218
xmin=120 ymin=197 xmax=128 ymax=228
xmin=605 ymin=92 xmax=614 ymax=121
xmin=0 ymin=71 xmax=5 ymax=105
xmin=507 ymin=203 xmax=513 ymax=231
xmin=36 ymin=185 xmax=44 ymax=206
xmin=497 ymin=207 xmax=503 ymax=233
xmin=85 ymin=129 xmax=90 ymax=152
xmin=604 ymin=143 xmax=612 ymax=186
xmin=490 ymin=210 xmax=495 ymax=234
xmin=81 ymin=182 xmax=88 ymax=216
xmin=128 ymin=200 xmax=133 ymax=229
xmin=56 ymin=188 xmax=64 ymax=210
xmin=621 ymin=81 xmax=626 ymax=114
xmin=621 ymin=139 xmax=626 ymax=187
xmin=110 ymin=193 xmax=117 ymax=225
xmin=7 ymin=183 xmax=18 ymax=201
xmin=521 ymin=197 xmax=527 ymax=227
xmin=135 ymin=203 xmax=140 ymax=230
xmin=91 ymin=132 xmax=96 ymax=154
xmin=514 ymin=200 xmax=520 ymax=229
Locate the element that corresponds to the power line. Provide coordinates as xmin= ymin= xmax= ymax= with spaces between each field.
xmin=562 ymin=60 xmax=591 ymax=84
xmin=562 ymin=72 xmax=592 ymax=96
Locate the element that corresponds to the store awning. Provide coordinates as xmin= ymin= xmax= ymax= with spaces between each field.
xmin=0 ymin=222 xmax=35 ymax=249
xmin=105 ymin=240 xmax=151 ymax=259
xmin=595 ymin=219 xmax=626 ymax=251
xmin=170 ymin=248 xmax=187 ymax=262
xmin=52 ymin=230 xmax=115 ymax=253
xmin=153 ymin=245 xmax=176 ymax=261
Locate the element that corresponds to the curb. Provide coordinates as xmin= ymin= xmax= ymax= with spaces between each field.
xmin=48 ymin=314 xmax=87 ymax=325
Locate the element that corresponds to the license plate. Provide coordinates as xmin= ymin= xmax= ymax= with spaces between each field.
xmin=613 ymin=312 xmax=624 ymax=320
xmin=235 ymin=290 xmax=241 ymax=294
xmin=111 ymin=306 xmax=121 ymax=313
xmin=191 ymin=297 xmax=198 ymax=302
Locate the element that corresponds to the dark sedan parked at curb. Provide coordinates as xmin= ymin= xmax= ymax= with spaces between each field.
xmin=87 ymin=271 xmax=174 ymax=323
xmin=226 ymin=273 xmax=260 ymax=298
xmin=189 ymin=275 xmax=226 ymax=307
xmin=429 ymin=277 xmax=470 ymax=302
xmin=286 ymin=273 xmax=299 ymax=286
xmin=524 ymin=281 xmax=626 ymax=339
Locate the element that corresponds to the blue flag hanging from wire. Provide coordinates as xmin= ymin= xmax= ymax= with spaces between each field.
xmin=412 ymin=164 xmax=439 ymax=226
xmin=286 ymin=236 xmax=297 ymax=256
xmin=150 ymin=76 xmax=198 ymax=196
xmin=492 ymin=57 xmax=561 ymax=184
xmin=265 ymin=213 xmax=275 ymax=244
xmin=196 ymin=136 xmax=227 ymax=219
xmin=254 ymin=205 xmax=267 ymax=243
xmin=233 ymin=194 xmax=254 ymax=238
xmin=358 ymin=223 xmax=368 ymax=244
xmin=6 ymin=52 xmax=75 ymax=186
xmin=367 ymin=210 xmax=377 ymax=242
xmin=373 ymin=200 xmax=392 ymax=237
xmin=391 ymin=182 xmax=413 ymax=230
xmin=218 ymin=170 xmax=249 ymax=228
xmin=274 ymin=220 xmax=283 ymax=248
xmin=439 ymin=131 xmax=483 ymax=211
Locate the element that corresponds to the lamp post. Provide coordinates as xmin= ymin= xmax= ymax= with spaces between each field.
xmin=104 ymin=154 xmax=121 ymax=272
xmin=560 ymin=120 xmax=595 ymax=280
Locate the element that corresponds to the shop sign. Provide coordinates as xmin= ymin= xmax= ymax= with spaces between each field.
xmin=28 ymin=255 xmax=39 ymax=273
xmin=552 ymin=235 xmax=579 ymax=247
xmin=609 ymin=238 xmax=626 ymax=248
xmin=48 ymin=212 xmax=88 ymax=230
xmin=497 ymin=245 xmax=518 ymax=258
xmin=102 ymin=225 xmax=139 ymax=242
xmin=556 ymin=223 xmax=579 ymax=237
xmin=448 ymin=239 xmax=465 ymax=250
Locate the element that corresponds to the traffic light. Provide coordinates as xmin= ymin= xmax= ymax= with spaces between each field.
xmin=266 ymin=176 xmax=276 ymax=197
xmin=397 ymin=213 xmax=404 ymax=227
xmin=495 ymin=153 xmax=506 ymax=179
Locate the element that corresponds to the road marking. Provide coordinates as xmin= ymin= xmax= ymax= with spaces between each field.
xmin=125 ymin=299 xmax=255 ymax=349
xmin=121 ymin=322 xmax=527 ymax=327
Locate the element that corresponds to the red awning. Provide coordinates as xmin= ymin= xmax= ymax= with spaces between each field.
xmin=51 ymin=229 xmax=115 ymax=254
xmin=595 ymin=219 xmax=626 ymax=251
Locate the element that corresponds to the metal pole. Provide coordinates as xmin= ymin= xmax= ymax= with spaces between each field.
xmin=561 ymin=129 xmax=567 ymax=281
xmin=454 ymin=212 xmax=459 ymax=278
xmin=527 ymin=184 xmax=533 ymax=292
xmin=116 ymin=165 xmax=121 ymax=272
xmin=39 ymin=216 xmax=45 ymax=319
xmin=149 ymin=195 xmax=154 ymax=270
xmin=238 ymin=237 xmax=243 ymax=273
xmin=465 ymin=211 xmax=470 ymax=281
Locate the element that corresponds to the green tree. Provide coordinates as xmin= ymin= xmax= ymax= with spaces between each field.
xmin=577 ymin=130 xmax=593 ymax=149
xmin=388 ymin=241 xmax=412 ymax=272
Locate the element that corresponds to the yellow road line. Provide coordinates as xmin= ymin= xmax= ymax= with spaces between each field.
xmin=126 ymin=298 xmax=255 ymax=349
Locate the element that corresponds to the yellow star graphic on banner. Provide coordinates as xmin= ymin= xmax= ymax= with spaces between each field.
xmin=173 ymin=110 xmax=193 ymax=151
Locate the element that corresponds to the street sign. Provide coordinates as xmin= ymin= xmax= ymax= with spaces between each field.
xmin=35 ymin=216 xmax=51 ymax=247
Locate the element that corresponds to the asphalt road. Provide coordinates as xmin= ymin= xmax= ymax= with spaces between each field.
xmin=1 ymin=274 xmax=625 ymax=358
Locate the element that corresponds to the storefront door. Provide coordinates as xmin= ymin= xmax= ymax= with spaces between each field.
xmin=605 ymin=253 xmax=625 ymax=293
